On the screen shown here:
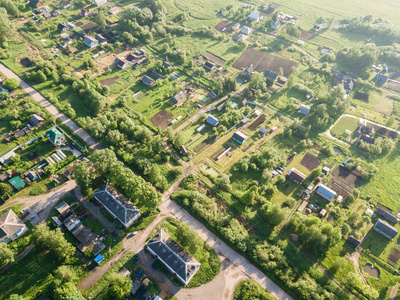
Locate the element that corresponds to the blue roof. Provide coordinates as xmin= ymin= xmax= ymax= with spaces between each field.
xmin=206 ymin=115 xmax=219 ymax=126
xmin=94 ymin=254 xmax=104 ymax=264
xmin=317 ymin=184 xmax=336 ymax=201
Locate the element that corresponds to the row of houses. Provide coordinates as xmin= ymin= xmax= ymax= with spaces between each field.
xmin=4 ymin=114 xmax=44 ymax=142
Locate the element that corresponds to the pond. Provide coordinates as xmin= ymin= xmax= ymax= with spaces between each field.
xmin=363 ymin=264 xmax=380 ymax=278
xmin=333 ymin=147 xmax=344 ymax=155
xmin=20 ymin=58 xmax=32 ymax=67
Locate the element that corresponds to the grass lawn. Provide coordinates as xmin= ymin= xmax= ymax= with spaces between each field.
xmin=330 ymin=115 xmax=359 ymax=137
xmin=154 ymin=217 xmax=221 ymax=288
xmin=0 ymin=248 xmax=86 ymax=300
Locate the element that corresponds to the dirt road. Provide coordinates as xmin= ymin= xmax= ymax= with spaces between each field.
xmin=0 ymin=63 xmax=103 ymax=150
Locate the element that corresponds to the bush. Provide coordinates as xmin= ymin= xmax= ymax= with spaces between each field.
xmin=3 ymin=78 xmax=19 ymax=90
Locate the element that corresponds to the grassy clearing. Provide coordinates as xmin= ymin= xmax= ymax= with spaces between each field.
xmin=331 ymin=115 xmax=359 ymax=136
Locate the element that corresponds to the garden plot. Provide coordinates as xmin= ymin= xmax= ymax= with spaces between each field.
xmin=300 ymin=30 xmax=313 ymax=41
xmin=232 ymin=49 xmax=298 ymax=77
xmin=204 ymin=52 xmax=225 ymax=66
xmin=248 ymin=115 xmax=266 ymax=131
xmin=214 ymin=20 xmax=234 ymax=33
xmin=194 ymin=135 xmax=216 ymax=153
xmin=300 ymin=152 xmax=321 ymax=171
xmin=388 ymin=248 xmax=400 ymax=265
xmin=80 ymin=22 xmax=99 ymax=31
xmin=150 ymin=109 xmax=173 ymax=130
xmin=354 ymin=91 xmax=369 ymax=103
xmin=388 ymin=81 xmax=400 ymax=92
xmin=371 ymin=124 xmax=398 ymax=139
xmin=328 ymin=166 xmax=363 ymax=196
xmin=100 ymin=76 xmax=119 ymax=86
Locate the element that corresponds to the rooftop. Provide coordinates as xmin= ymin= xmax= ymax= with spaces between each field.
xmin=147 ymin=229 xmax=201 ymax=284
xmin=93 ymin=184 xmax=140 ymax=228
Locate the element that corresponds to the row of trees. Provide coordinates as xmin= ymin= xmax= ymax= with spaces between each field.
xmin=74 ymin=149 xmax=162 ymax=211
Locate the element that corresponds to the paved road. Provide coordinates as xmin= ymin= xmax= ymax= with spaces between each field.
xmin=0 ymin=63 xmax=103 ymax=150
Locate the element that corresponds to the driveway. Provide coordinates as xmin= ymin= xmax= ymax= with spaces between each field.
xmin=0 ymin=63 xmax=103 ymax=150
xmin=0 ymin=180 xmax=77 ymax=224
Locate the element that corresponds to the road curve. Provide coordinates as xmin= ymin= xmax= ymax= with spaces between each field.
xmin=159 ymin=199 xmax=293 ymax=300
xmin=0 ymin=63 xmax=103 ymax=150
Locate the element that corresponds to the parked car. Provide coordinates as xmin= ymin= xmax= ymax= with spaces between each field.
xmin=128 ymin=231 xmax=138 ymax=238
xmin=102 ymin=233 xmax=108 ymax=239
xmin=78 ymin=210 xmax=85 ymax=216
xmin=29 ymin=215 xmax=36 ymax=221
xmin=136 ymin=270 xmax=143 ymax=278
xmin=81 ymin=215 xmax=88 ymax=221
xmin=132 ymin=256 xmax=139 ymax=264
xmin=151 ymin=263 xmax=158 ymax=270
xmin=112 ymin=231 xmax=118 ymax=237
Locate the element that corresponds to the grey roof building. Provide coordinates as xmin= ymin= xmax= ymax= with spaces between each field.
xmin=374 ymin=219 xmax=398 ymax=240
xmin=299 ymin=104 xmax=310 ymax=116
xmin=141 ymin=75 xmax=154 ymax=87
xmin=376 ymin=208 xmax=398 ymax=223
xmin=93 ymin=184 xmax=141 ymax=228
xmin=146 ymin=229 xmax=201 ymax=285
xmin=171 ymin=90 xmax=186 ymax=104
xmin=206 ymin=115 xmax=219 ymax=126
xmin=264 ymin=69 xmax=279 ymax=81
xmin=150 ymin=70 xmax=163 ymax=80
xmin=28 ymin=114 xmax=45 ymax=127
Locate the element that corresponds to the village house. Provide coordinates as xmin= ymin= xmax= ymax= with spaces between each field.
xmin=375 ymin=208 xmax=398 ymax=223
xmin=115 ymin=57 xmax=132 ymax=69
xmin=375 ymin=73 xmax=388 ymax=83
xmin=94 ymin=0 xmax=106 ymax=6
xmin=209 ymin=91 xmax=217 ymax=100
xmin=141 ymin=75 xmax=154 ymax=87
xmin=171 ymin=90 xmax=186 ymax=105
xmin=43 ymin=11 xmax=52 ymax=20
xmin=316 ymin=184 xmax=336 ymax=201
xmin=232 ymin=131 xmax=248 ymax=145
xmin=109 ymin=6 xmax=119 ymax=14
xmin=60 ymin=1 xmax=71 ymax=9
xmin=374 ymin=219 xmax=398 ymax=240
xmin=248 ymin=12 xmax=260 ymax=22
xmin=344 ymin=79 xmax=356 ymax=93
xmin=95 ymin=33 xmax=107 ymax=43
xmin=180 ymin=145 xmax=188 ymax=156
xmin=80 ymin=8 xmax=89 ymax=17
xmin=241 ymin=65 xmax=254 ymax=80
xmin=259 ymin=127 xmax=268 ymax=136
xmin=9 ymin=176 xmax=25 ymax=191
xmin=30 ymin=0 xmax=44 ymax=8
xmin=46 ymin=127 xmax=66 ymax=147
xmin=204 ymin=61 xmax=216 ymax=72
xmin=57 ymin=23 xmax=69 ymax=32
xmin=149 ymin=70 xmax=163 ymax=80
xmin=206 ymin=115 xmax=219 ymax=127
xmin=232 ymin=23 xmax=240 ymax=30
xmin=146 ymin=229 xmax=201 ymax=285
xmin=84 ymin=35 xmax=98 ymax=48
xmin=0 ymin=210 xmax=28 ymax=244
xmin=272 ymin=20 xmax=281 ymax=30
xmin=360 ymin=134 xmax=375 ymax=145
xmin=93 ymin=184 xmax=141 ymax=228
xmin=264 ymin=69 xmax=279 ymax=82
xmin=287 ymin=168 xmax=306 ymax=184
xmin=241 ymin=26 xmax=252 ymax=35
xmin=299 ymin=104 xmax=311 ymax=116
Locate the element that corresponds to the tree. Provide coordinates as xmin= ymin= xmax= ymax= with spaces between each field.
xmin=0 ymin=8 xmax=15 ymax=41
xmin=7 ymin=295 xmax=25 ymax=300
xmin=176 ymin=222 xmax=203 ymax=254
xmin=0 ymin=243 xmax=16 ymax=266
xmin=3 ymin=78 xmax=19 ymax=90
xmin=108 ymin=273 xmax=132 ymax=299
xmin=264 ymin=204 xmax=288 ymax=226
xmin=0 ymin=183 xmax=13 ymax=199
xmin=240 ymin=185 xmax=258 ymax=206
xmin=215 ymin=174 xmax=232 ymax=192
xmin=36 ymin=70 xmax=47 ymax=83
xmin=73 ymin=162 xmax=96 ymax=193
xmin=0 ymin=0 xmax=20 ymax=17
xmin=44 ymin=164 xmax=57 ymax=175
xmin=53 ymin=281 xmax=78 ymax=300
xmin=54 ymin=266 xmax=77 ymax=283
xmin=94 ymin=11 xmax=107 ymax=27
xmin=249 ymin=72 xmax=266 ymax=90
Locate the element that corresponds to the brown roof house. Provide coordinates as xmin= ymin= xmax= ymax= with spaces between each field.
xmin=0 ymin=210 xmax=28 ymax=244
xmin=287 ymin=168 xmax=306 ymax=184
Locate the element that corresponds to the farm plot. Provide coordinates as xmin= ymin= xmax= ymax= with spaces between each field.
xmin=232 ymin=49 xmax=298 ymax=77
xmin=204 ymin=52 xmax=225 ymax=66
xmin=300 ymin=30 xmax=313 ymax=41
xmin=388 ymin=248 xmax=400 ymax=266
xmin=330 ymin=115 xmax=359 ymax=136
xmin=194 ymin=135 xmax=216 ymax=153
xmin=248 ymin=115 xmax=266 ymax=131
xmin=373 ymin=96 xmax=393 ymax=115
xmin=300 ymin=152 xmax=321 ymax=171
xmin=100 ymin=76 xmax=119 ymax=86
xmin=80 ymin=22 xmax=98 ymax=31
xmin=214 ymin=20 xmax=233 ymax=33
xmin=388 ymin=81 xmax=400 ymax=92
xmin=328 ymin=166 xmax=363 ymax=196
xmin=150 ymin=109 xmax=173 ymax=130
xmin=354 ymin=91 xmax=369 ymax=103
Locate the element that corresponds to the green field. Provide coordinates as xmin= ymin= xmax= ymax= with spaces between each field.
xmin=330 ymin=115 xmax=359 ymax=137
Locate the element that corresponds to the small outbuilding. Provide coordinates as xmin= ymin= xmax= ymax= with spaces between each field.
xmin=206 ymin=115 xmax=219 ymax=127
xmin=299 ymin=104 xmax=310 ymax=116
xmin=316 ymin=184 xmax=336 ymax=201
xmin=232 ymin=131 xmax=248 ymax=145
